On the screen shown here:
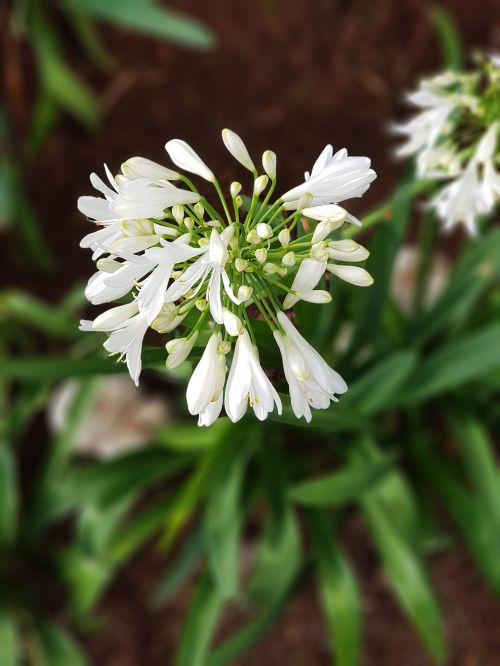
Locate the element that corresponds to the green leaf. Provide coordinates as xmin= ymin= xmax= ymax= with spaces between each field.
xmin=0 ymin=610 xmax=18 ymax=666
xmin=152 ymin=529 xmax=204 ymax=606
xmin=205 ymin=438 xmax=250 ymax=599
xmin=341 ymin=351 xmax=417 ymax=415
xmin=308 ymin=512 xmax=361 ymax=666
xmin=33 ymin=621 xmax=87 ymax=666
xmin=177 ymin=571 xmax=223 ymax=666
xmin=58 ymin=547 xmax=112 ymax=619
xmin=361 ymin=494 xmax=445 ymax=659
xmin=0 ymin=444 xmax=17 ymax=546
xmin=397 ymin=324 xmax=500 ymax=404
xmin=288 ymin=456 xmax=395 ymax=507
xmin=267 ymin=394 xmax=364 ymax=432
xmin=61 ymin=0 xmax=215 ymax=50
xmin=247 ymin=506 xmax=301 ymax=605
xmin=428 ymin=6 xmax=463 ymax=71
xmin=0 ymin=290 xmax=81 ymax=339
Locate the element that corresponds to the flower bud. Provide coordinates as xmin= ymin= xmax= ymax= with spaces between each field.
xmin=222 ymin=308 xmax=244 ymax=336
xmin=235 ymin=258 xmax=249 ymax=272
xmin=218 ymin=341 xmax=232 ymax=355
xmin=297 ymin=192 xmax=313 ymax=210
xmin=230 ymin=181 xmax=242 ymax=198
xmin=172 ymin=270 xmax=183 ymax=279
xmin=92 ymin=302 xmax=138 ymax=331
xmin=246 ymin=229 xmax=261 ymax=244
xmin=282 ymin=251 xmax=296 ymax=267
xmin=256 ymin=222 xmax=273 ymax=239
xmin=198 ymin=237 xmax=209 ymax=247
xmin=195 ymin=298 xmax=208 ymax=311
xmin=255 ymin=248 xmax=268 ymax=264
xmin=184 ymin=217 xmax=194 ymax=231
xmin=253 ymin=175 xmax=269 ymax=196
xmin=194 ymin=202 xmax=205 ymax=219
xmin=235 ymin=195 xmax=243 ymax=209
xmin=222 ymin=128 xmax=255 ymax=172
xmin=262 ymin=150 xmax=277 ymax=179
xmin=263 ymin=262 xmax=279 ymax=274
xmin=206 ymin=219 xmax=221 ymax=228
xmin=151 ymin=303 xmax=185 ymax=333
xmin=311 ymin=242 xmax=329 ymax=261
xmin=278 ymin=228 xmax=290 ymax=248
xmin=237 ymin=285 xmax=253 ymax=301
xmin=165 ymin=332 xmax=198 ymax=369
xmin=327 ymin=264 xmax=374 ymax=286
xmin=172 ymin=205 xmax=185 ymax=224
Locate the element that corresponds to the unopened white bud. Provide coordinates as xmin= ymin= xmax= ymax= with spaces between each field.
xmin=262 ymin=150 xmax=276 ymax=179
xmin=278 ymin=228 xmax=290 ymax=248
xmin=311 ymin=242 xmax=329 ymax=261
xmin=263 ymin=263 xmax=278 ymax=274
xmin=194 ymin=202 xmax=205 ymax=219
xmin=184 ymin=217 xmax=194 ymax=231
xmin=166 ymin=333 xmax=198 ymax=369
xmin=297 ymin=192 xmax=313 ymax=210
xmin=151 ymin=303 xmax=185 ymax=333
xmin=172 ymin=205 xmax=184 ymax=224
xmin=222 ymin=128 xmax=255 ymax=172
xmin=222 ymin=308 xmax=244 ymax=336
xmin=218 ymin=341 xmax=232 ymax=355
xmin=172 ymin=270 xmax=183 ymax=280
xmin=235 ymin=258 xmax=249 ymax=272
xmin=96 ymin=257 xmax=121 ymax=273
xmin=277 ymin=266 xmax=288 ymax=277
xmin=230 ymin=181 xmax=242 ymax=198
xmin=282 ymin=251 xmax=296 ymax=267
xmin=237 ymin=285 xmax=253 ymax=301
xmin=255 ymin=248 xmax=268 ymax=264
xmin=198 ymin=237 xmax=209 ymax=247
xmin=312 ymin=220 xmax=336 ymax=244
xmin=253 ymin=175 xmax=269 ymax=196
xmin=235 ymin=195 xmax=243 ymax=209
xmin=256 ymin=222 xmax=273 ymax=239
xmin=327 ymin=264 xmax=374 ymax=286
xmin=195 ymin=299 xmax=208 ymax=311
xmin=206 ymin=219 xmax=221 ymax=228
xmin=246 ymin=229 xmax=260 ymax=244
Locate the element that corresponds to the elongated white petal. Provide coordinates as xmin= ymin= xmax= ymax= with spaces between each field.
xmin=327 ymin=263 xmax=373 ymax=286
xmin=222 ymin=308 xmax=244 ymax=336
xmin=92 ymin=301 xmax=139 ymax=331
xmin=283 ymin=259 xmax=327 ymax=308
xmin=186 ymin=332 xmax=226 ymax=415
xmin=165 ymin=139 xmax=214 ymax=181
xmin=121 ymin=156 xmax=180 ymax=181
xmin=303 ymin=204 xmax=347 ymax=222
xmin=222 ymin=129 xmax=255 ymax=172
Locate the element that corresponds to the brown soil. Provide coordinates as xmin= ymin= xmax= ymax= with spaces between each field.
xmin=4 ymin=0 xmax=500 ymax=663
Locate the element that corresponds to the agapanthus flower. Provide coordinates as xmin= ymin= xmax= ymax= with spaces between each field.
xmin=393 ymin=56 xmax=500 ymax=234
xmin=79 ymin=131 xmax=375 ymax=425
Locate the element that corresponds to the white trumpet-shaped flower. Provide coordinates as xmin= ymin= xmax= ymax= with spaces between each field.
xmin=79 ymin=129 xmax=375 ymax=424
xmin=225 ymin=330 xmax=282 ymax=422
xmin=274 ymin=312 xmax=347 ymax=422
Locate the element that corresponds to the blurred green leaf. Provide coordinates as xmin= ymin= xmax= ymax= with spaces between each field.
xmin=267 ymin=394 xmax=364 ymax=432
xmin=398 ymin=323 xmax=500 ymax=404
xmin=341 ymin=351 xmax=417 ymax=415
xmin=157 ymin=419 xmax=233 ymax=452
xmin=33 ymin=621 xmax=87 ymax=666
xmin=177 ymin=571 xmax=222 ymax=666
xmin=361 ymin=484 xmax=445 ymax=660
xmin=152 ymin=529 xmax=204 ymax=606
xmin=0 ymin=444 xmax=17 ymax=546
xmin=288 ymin=456 xmax=395 ymax=507
xmin=308 ymin=512 xmax=361 ymax=666
xmin=0 ymin=610 xmax=18 ymax=666
xmin=58 ymin=547 xmax=111 ymax=619
xmin=61 ymin=0 xmax=216 ymax=50
xmin=0 ymin=291 xmax=81 ymax=339
xmin=205 ymin=438 xmax=250 ymax=599
xmin=429 ymin=6 xmax=463 ymax=71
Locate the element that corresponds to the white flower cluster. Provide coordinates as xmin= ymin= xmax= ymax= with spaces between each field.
xmin=393 ymin=55 xmax=500 ymax=234
xmin=78 ymin=130 xmax=376 ymax=425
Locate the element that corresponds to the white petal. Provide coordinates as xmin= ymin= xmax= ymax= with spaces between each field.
xmin=165 ymin=139 xmax=214 ymax=181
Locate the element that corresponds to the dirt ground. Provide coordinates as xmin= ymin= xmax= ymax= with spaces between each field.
xmin=4 ymin=0 xmax=500 ymax=663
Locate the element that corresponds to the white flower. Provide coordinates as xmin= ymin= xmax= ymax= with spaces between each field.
xmin=85 ymin=255 xmax=155 ymax=305
xmin=283 ymin=258 xmax=327 ymax=308
xmin=327 ymin=239 xmax=369 ymax=262
xmin=186 ymin=332 xmax=226 ymax=425
xmin=78 ymin=166 xmax=199 ymax=223
xmin=164 ymin=228 xmax=241 ymax=324
xmin=224 ymin=330 xmax=282 ymax=422
xmin=222 ymin=129 xmax=255 ymax=172
xmin=303 ymin=204 xmax=347 ymax=224
xmin=222 ymin=308 xmax=244 ymax=336
xmin=165 ymin=139 xmax=214 ymax=181
xmin=281 ymin=145 xmax=376 ymax=210
xmin=102 ymin=311 xmax=149 ymax=386
xmin=274 ymin=312 xmax=347 ymax=422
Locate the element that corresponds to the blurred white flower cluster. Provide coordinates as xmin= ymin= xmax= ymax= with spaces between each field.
xmin=78 ymin=130 xmax=376 ymax=425
xmin=393 ymin=55 xmax=500 ymax=234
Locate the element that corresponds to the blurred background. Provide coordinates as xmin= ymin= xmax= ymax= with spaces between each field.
xmin=1 ymin=1 xmax=500 ymax=664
